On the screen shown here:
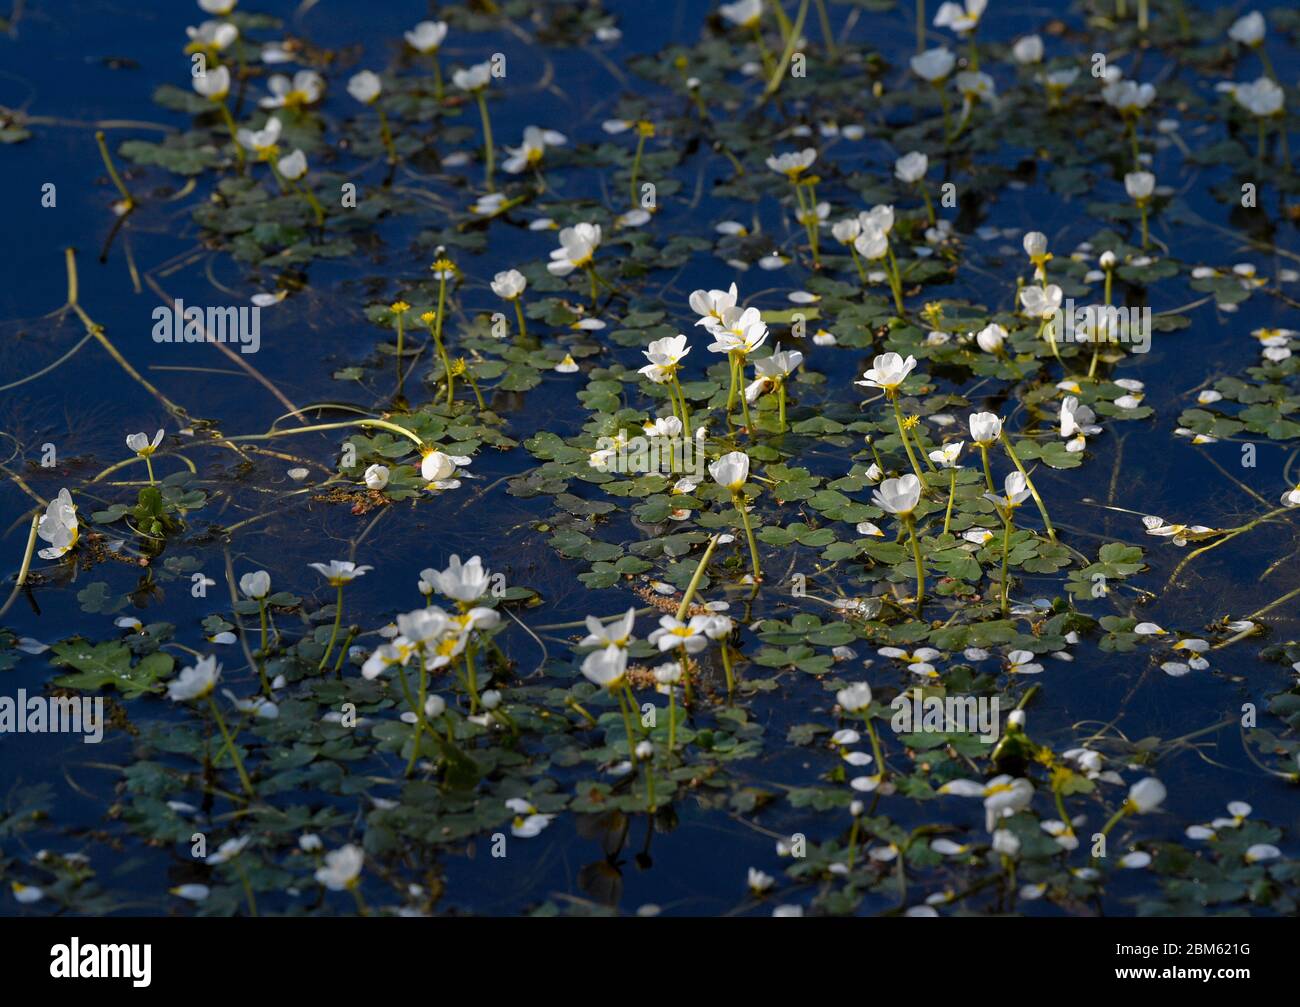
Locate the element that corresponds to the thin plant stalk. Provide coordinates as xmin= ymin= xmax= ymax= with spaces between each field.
xmin=892 ymin=396 xmax=930 ymax=490
xmin=207 ymin=694 xmax=255 ymax=797
xmin=942 ymin=468 xmax=957 ymax=535
xmin=474 ymin=91 xmax=495 ymax=189
xmin=733 ymin=490 xmax=763 ymax=582
xmin=904 ymin=515 xmax=925 ymax=616
xmin=998 ymin=430 xmax=1056 ymax=541
xmin=317 ymin=584 xmax=345 ymax=670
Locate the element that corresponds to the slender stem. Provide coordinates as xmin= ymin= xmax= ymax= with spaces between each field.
xmin=475 ymin=91 xmax=495 ymax=189
xmin=317 ymin=584 xmax=344 ymax=671
xmin=226 ymin=418 xmax=424 ymax=449
xmin=720 ymin=641 xmax=735 ymax=699
xmin=885 ymin=244 xmax=905 ymax=315
xmin=671 ymin=373 xmax=692 ymax=439
xmin=892 ymin=396 xmax=930 ymax=490
xmin=630 ymin=130 xmax=646 ymax=208
xmin=616 ymin=686 xmax=639 ymax=769
xmin=143 ymin=455 xmax=155 ymax=486
xmin=676 ymin=534 xmax=722 ymax=621
xmin=998 ymin=431 xmax=1056 ymax=541
xmin=813 ymin=0 xmax=836 ymax=58
xmin=734 ymin=490 xmax=764 ymax=581
xmin=94 ymin=130 xmax=135 ymax=211
xmin=464 ymin=644 xmax=480 ymax=713
xmin=667 ymin=688 xmax=677 ymax=756
xmin=778 ymin=381 xmax=787 ymax=433
xmin=763 ymin=0 xmax=811 ymax=100
xmin=207 ymin=694 xmax=255 ymax=797
xmin=1000 ymin=513 xmax=1013 ymax=617
xmin=905 ymin=515 xmax=925 ymax=617
xmin=376 ymin=107 xmax=397 ymax=165
xmin=979 ymin=444 xmax=996 ymax=493
xmin=216 ymin=102 xmax=245 ymax=172
xmin=942 ymin=468 xmax=956 ymax=536
xmin=726 ymin=352 xmax=740 ymax=415
xmin=512 ymin=298 xmax=529 ymax=344
xmin=256 ymin=601 xmax=270 ymax=697
xmin=434 ymin=273 xmax=454 ymax=406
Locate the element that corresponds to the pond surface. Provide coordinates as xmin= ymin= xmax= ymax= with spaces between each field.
xmin=1 ymin=0 xmax=1298 ymax=916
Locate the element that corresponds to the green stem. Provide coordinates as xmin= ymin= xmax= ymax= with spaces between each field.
xmin=998 ymin=431 xmax=1056 ymax=542
xmin=676 ymin=534 xmax=722 ymax=621
xmin=377 ymin=107 xmax=398 ymax=165
xmin=256 ymin=601 xmax=270 ymax=697
xmin=434 ymin=272 xmax=454 ymax=406
xmin=942 ymin=467 xmax=956 ymax=536
xmin=207 ymin=694 xmax=254 ymax=797
xmin=475 ymin=91 xmax=495 ymax=190
xmin=616 ymin=687 xmax=639 ymax=769
xmin=144 ymin=455 xmax=155 ymax=486
xmin=317 ymin=584 xmax=344 ymax=670
xmin=734 ymin=490 xmax=763 ymax=582
xmin=1000 ymin=513 xmax=1013 ymax=616
xmin=720 ymin=641 xmax=735 ymax=699
xmin=778 ymin=381 xmax=787 ymax=433
xmin=513 ymin=298 xmax=529 ymax=344
xmin=905 ymin=515 xmax=925 ymax=617
xmin=94 ymin=130 xmax=135 ymax=211
xmin=216 ymin=101 xmax=246 ymax=172
xmin=892 ymin=396 xmax=930 ymax=490
xmin=763 ymin=0 xmax=811 ymax=100
xmin=979 ymin=444 xmax=995 ymax=493
xmin=630 ymin=130 xmax=646 ymax=209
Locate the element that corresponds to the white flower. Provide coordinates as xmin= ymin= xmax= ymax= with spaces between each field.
xmin=236 ymin=116 xmax=282 ymax=154
xmin=309 ymin=560 xmax=372 ymax=586
xmin=186 ymin=20 xmax=238 ymax=51
xmin=975 ymin=323 xmax=1006 ymax=353
xmin=1232 ymin=77 xmax=1284 ymax=117
xmin=854 ymin=226 xmax=889 ymax=261
xmin=836 ymin=682 xmax=873 ymax=712
xmin=1012 ymin=34 xmax=1043 ymax=64
xmin=940 ymin=775 xmax=1034 ymax=832
xmin=872 ymin=474 xmax=922 ymax=517
xmin=754 ymin=350 xmax=803 ymax=379
xmin=706 ymin=305 xmax=769 ymax=355
xmin=170 ymin=883 xmax=210 ymax=901
xmin=427 ymin=555 xmax=492 ymax=603
xmin=968 ymin=411 xmax=1002 ymax=446
xmin=1126 ymin=777 xmax=1166 ymax=813
xmin=992 ymin=829 xmax=1021 ymax=856
xmin=831 ymin=217 xmax=861 ymax=244
xmin=346 ymin=71 xmax=382 ymax=105
xmin=765 ymin=148 xmax=817 ymax=179
xmin=720 ymin=0 xmax=764 ymax=28
xmin=261 ymin=70 xmax=324 ymax=108
xmin=239 ymin=570 xmax=271 ymax=600
xmin=167 ymin=655 xmax=221 ymax=702
xmin=127 ymin=428 xmax=164 ymax=457
xmin=710 ymin=450 xmax=750 ymax=492
xmin=648 ymin=614 xmax=711 ymax=654
xmin=277 ymin=149 xmax=308 ymax=181
xmin=315 ymin=844 xmax=364 ymax=890
xmin=1006 ymin=648 xmax=1043 ymax=675
xmin=581 ymin=608 xmax=637 ymax=648
xmin=747 ymin=867 xmax=775 ymax=892
xmin=192 ymin=64 xmax=231 ymax=101
xmin=911 ymin=47 xmax=956 ymax=82
xmin=453 ymin=61 xmax=493 ymax=92
xmin=507 ymin=798 xmax=554 ymax=838
xmin=856 ymin=352 xmax=917 ymax=394
xmin=1281 ymin=485 xmax=1300 ymax=507
xmin=987 ymin=472 xmax=1031 ymax=511
xmin=37 ymin=489 xmax=79 ymax=560
xmin=955 ymin=71 xmax=996 ymax=103
xmin=894 ymin=151 xmax=928 ymax=184
xmin=491 ymin=269 xmax=527 ymax=300
xmin=1060 ymin=397 xmax=1100 ymax=443
xmin=547 ymin=222 xmax=602 ymax=276
xmin=933 ymin=0 xmax=986 ymax=35
xmin=420 ymin=449 xmax=472 ymax=489
xmin=363 ymin=464 xmax=389 ymax=490
xmin=1103 ymin=80 xmax=1156 ymax=115
xmin=639 ymin=334 xmax=691 ymax=383
xmin=503 ymin=125 xmax=566 ymax=174
xmin=405 ymin=20 xmax=448 ymax=53
xmin=929 ymin=441 xmax=963 ymax=468
xmin=199 ymin=0 xmax=237 ymax=12
xmin=1019 ymin=284 xmax=1063 ymax=318
xmin=1124 ymin=171 xmax=1156 ymax=202
xmin=689 ymin=283 xmax=739 ymax=326
xmin=581 ymin=644 xmax=628 ymax=688
xmin=1228 ymin=11 xmax=1265 ymax=47
xmin=1245 ymin=843 xmax=1280 ymax=863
